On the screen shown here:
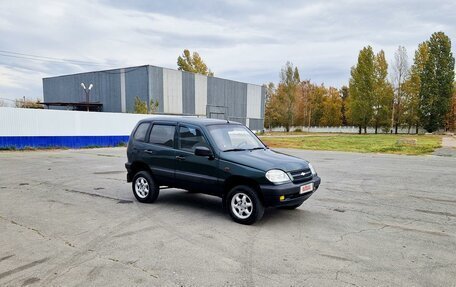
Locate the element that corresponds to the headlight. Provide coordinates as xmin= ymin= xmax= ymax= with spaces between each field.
xmin=308 ymin=163 xmax=317 ymax=175
xmin=265 ymin=169 xmax=291 ymax=184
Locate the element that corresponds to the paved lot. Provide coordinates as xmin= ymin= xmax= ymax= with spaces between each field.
xmin=0 ymin=148 xmax=455 ymax=286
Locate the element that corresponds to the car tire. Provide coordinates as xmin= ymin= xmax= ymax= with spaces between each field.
xmin=227 ymin=185 xmax=264 ymax=225
xmin=132 ymin=171 xmax=159 ymax=203
xmin=279 ymin=202 xmax=303 ymax=210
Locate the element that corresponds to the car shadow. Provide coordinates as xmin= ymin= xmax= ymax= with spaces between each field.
xmin=154 ymin=188 xmax=320 ymax=225
xmin=156 ymin=189 xmax=226 ymax=217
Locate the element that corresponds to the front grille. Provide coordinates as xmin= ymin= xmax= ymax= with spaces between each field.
xmin=289 ymin=168 xmax=313 ymax=183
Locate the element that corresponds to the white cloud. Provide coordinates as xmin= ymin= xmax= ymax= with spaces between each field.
xmin=0 ymin=0 xmax=455 ymax=101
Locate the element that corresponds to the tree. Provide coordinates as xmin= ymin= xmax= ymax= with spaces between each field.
xmin=392 ymin=46 xmax=409 ymax=133
xmin=149 ymin=99 xmax=159 ymax=114
xmin=279 ymin=62 xmax=300 ymax=132
xmin=134 ymin=96 xmax=147 ymax=114
xmin=372 ymin=50 xmax=393 ymax=134
xmin=340 ymin=86 xmax=350 ymax=126
xmin=403 ymin=42 xmax=429 ymax=133
xmin=349 ymin=46 xmax=375 ymax=133
xmin=177 ymin=49 xmax=214 ymax=76
xmin=419 ymin=32 xmax=455 ymax=132
xmin=263 ymin=83 xmax=277 ymax=130
xmin=446 ymin=82 xmax=456 ymax=132
xmin=15 ymin=98 xmax=43 ymax=109
xmin=321 ymin=87 xmax=343 ymax=126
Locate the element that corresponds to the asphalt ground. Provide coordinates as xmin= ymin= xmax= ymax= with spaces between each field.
xmin=0 ymin=148 xmax=455 ymax=286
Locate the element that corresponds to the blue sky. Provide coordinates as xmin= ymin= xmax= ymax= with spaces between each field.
xmin=0 ymin=0 xmax=455 ymax=104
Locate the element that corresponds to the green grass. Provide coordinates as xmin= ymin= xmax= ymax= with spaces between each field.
xmin=260 ymin=134 xmax=442 ymax=155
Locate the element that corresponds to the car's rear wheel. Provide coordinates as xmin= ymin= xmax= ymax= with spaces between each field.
xmin=227 ymin=185 xmax=264 ymax=225
xmin=132 ymin=171 xmax=159 ymax=203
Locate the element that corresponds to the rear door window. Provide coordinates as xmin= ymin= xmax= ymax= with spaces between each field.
xmin=149 ymin=124 xmax=175 ymax=148
xmin=133 ymin=122 xmax=150 ymax=142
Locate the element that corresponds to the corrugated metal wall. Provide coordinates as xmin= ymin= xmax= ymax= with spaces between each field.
xmin=148 ymin=66 xmax=164 ymax=113
xmin=43 ymin=65 xmax=265 ymax=130
xmin=43 ymin=69 xmax=122 ymax=112
xmin=182 ymin=71 xmax=195 ymax=115
xmin=162 ymin=68 xmax=183 ymax=114
xmin=194 ymin=74 xmax=207 ymax=116
xmin=125 ymin=66 xmax=149 ymax=113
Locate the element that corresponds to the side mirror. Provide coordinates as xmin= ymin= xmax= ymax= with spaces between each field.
xmin=194 ymin=146 xmax=213 ymax=158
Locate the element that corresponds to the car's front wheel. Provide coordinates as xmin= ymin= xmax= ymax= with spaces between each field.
xmin=132 ymin=171 xmax=159 ymax=203
xmin=227 ymin=185 xmax=264 ymax=225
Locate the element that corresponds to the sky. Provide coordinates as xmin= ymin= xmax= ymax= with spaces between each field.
xmin=0 ymin=0 xmax=455 ymax=104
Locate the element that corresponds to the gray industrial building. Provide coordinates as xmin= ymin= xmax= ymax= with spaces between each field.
xmin=43 ymin=65 xmax=266 ymax=130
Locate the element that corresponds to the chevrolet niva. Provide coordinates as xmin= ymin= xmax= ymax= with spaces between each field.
xmin=126 ymin=117 xmax=321 ymax=225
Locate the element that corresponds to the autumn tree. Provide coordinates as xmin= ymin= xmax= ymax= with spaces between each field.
xmin=349 ymin=46 xmax=375 ymax=133
xmin=134 ymin=96 xmax=147 ymax=114
xmin=402 ymin=42 xmax=428 ymax=133
xmin=177 ymin=49 xmax=214 ymax=76
xmin=419 ymin=32 xmax=455 ymax=132
xmin=392 ymin=46 xmax=409 ymax=133
xmin=321 ymin=87 xmax=343 ymax=126
xmin=15 ymin=98 xmax=43 ymax=109
xmin=340 ymin=86 xmax=350 ymax=126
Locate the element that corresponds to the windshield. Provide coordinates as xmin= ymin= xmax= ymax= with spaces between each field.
xmin=207 ymin=124 xmax=265 ymax=151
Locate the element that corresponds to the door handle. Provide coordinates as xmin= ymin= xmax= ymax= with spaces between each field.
xmin=144 ymin=150 xmax=154 ymax=154
xmin=175 ymin=155 xmax=186 ymax=161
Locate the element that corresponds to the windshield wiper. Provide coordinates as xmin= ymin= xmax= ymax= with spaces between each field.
xmin=249 ymin=147 xmax=266 ymax=150
xmin=223 ymin=148 xmax=247 ymax=152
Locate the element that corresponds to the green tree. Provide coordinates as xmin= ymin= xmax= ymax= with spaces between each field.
xmin=420 ymin=32 xmax=455 ymax=132
xmin=403 ymin=42 xmax=429 ymax=133
xmin=446 ymin=82 xmax=456 ymax=131
xmin=349 ymin=46 xmax=375 ymax=133
xmin=134 ymin=96 xmax=147 ymax=114
xmin=280 ymin=62 xmax=300 ymax=132
xmin=177 ymin=49 xmax=214 ymax=76
xmin=372 ymin=50 xmax=393 ymax=133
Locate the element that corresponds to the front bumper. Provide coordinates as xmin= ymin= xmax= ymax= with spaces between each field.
xmin=260 ymin=176 xmax=321 ymax=207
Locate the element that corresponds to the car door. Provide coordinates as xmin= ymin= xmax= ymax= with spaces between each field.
xmin=174 ymin=124 xmax=222 ymax=195
xmin=142 ymin=122 xmax=177 ymax=186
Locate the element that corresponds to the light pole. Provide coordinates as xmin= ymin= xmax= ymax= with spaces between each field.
xmin=80 ymin=83 xmax=93 ymax=111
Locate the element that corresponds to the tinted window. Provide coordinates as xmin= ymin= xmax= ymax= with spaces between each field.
xmin=178 ymin=126 xmax=208 ymax=152
xmin=149 ymin=124 xmax=175 ymax=147
xmin=133 ymin=122 xmax=150 ymax=141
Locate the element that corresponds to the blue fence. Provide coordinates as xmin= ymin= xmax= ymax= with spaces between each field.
xmin=0 ymin=135 xmax=130 ymax=149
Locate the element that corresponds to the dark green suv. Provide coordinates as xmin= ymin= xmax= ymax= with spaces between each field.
xmin=126 ymin=116 xmax=321 ymax=224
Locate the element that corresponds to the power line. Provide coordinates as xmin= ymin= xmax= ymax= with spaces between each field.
xmin=0 ymin=50 xmax=109 ymax=67
xmin=0 ymin=49 xmax=151 ymax=75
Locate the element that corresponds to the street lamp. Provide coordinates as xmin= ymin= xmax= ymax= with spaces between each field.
xmin=80 ymin=82 xmax=93 ymax=111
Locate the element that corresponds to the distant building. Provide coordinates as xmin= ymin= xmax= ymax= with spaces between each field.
xmin=42 ymin=65 xmax=265 ymax=130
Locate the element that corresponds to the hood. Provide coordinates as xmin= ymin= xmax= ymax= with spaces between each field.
xmin=220 ymin=149 xmax=309 ymax=172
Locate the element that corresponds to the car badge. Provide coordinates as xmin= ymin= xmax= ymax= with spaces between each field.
xmin=301 ymin=172 xmax=307 ymax=176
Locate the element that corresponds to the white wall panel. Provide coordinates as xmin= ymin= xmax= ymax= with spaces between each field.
xmin=0 ymin=107 xmax=154 ymax=136
xmin=194 ymin=74 xmax=207 ymax=116
xmin=162 ymin=69 xmax=183 ymax=114
xmin=246 ymin=84 xmax=262 ymax=119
